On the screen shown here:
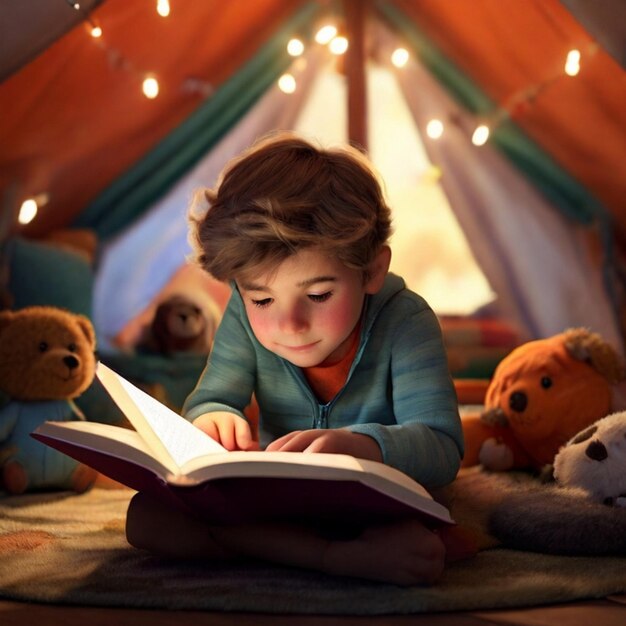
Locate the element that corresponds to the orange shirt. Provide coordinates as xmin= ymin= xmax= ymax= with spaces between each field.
xmin=302 ymin=323 xmax=361 ymax=404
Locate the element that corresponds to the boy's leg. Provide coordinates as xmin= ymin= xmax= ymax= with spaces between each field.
xmin=126 ymin=493 xmax=475 ymax=586
xmin=126 ymin=492 xmax=236 ymax=560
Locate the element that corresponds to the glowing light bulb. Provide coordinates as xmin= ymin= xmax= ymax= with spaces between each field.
xmin=329 ymin=36 xmax=348 ymax=55
xmin=90 ymin=25 xmax=102 ymax=38
xmin=278 ymin=73 xmax=297 ymax=94
xmin=472 ymin=124 xmax=490 ymax=146
xmin=142 ymin=75 xmax=159 ymax=99
xmin=391 ymin=48 xmax=409 ymax=68
xmin=315 ymin=25 xmax=337 ymax=45
xmin=287 ymin=38 xmax=304 ymax=56
xmin=565 ymin=49 xmax=581 ymax=76
xmin=18 ymin=199 xmax=38 ymax=225
xmin=426 ymin=119 xmax=444 ymax=139
xmin=157 ymin=0 xmax=170 ymax=17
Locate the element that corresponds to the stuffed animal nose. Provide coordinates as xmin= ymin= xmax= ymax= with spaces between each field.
xmin=508 ymin=391 xmax=527 ymax=412
xmin=63 ymin=355 xmax=79 ymax=370
xmin=585 ymin=440 xmax=608 ymax=462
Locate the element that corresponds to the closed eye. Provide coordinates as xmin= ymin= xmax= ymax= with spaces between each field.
xmin=251 ymin=298 xmax=273 ymax=309
xmin=308 ymin=291 xmax=332 ymax=303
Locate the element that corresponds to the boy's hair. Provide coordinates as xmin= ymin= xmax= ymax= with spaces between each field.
xmin=188 ymin=131 xmax=392 ymax=282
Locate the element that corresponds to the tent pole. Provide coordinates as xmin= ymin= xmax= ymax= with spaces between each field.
xmin=343 ymin=0 xmax=368 ymax=152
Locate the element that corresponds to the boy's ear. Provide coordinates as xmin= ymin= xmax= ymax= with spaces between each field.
xmin=364 ymin=245 xmax=392 ymax=294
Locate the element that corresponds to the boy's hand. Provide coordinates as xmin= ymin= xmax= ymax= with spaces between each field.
xmin=266 ymin=428 xmax=382 ymax=462
xmin=193 ymin=412 xmax=259 ymax=451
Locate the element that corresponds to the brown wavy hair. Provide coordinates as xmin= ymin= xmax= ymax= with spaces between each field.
xmin=188 ymin=131 xmax=392 ymax=282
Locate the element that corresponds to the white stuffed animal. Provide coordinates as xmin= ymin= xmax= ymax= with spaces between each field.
xmin=553 ymin=411 xmax=626 ymax=506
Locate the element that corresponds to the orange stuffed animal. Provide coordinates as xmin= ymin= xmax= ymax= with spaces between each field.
xmin=461 ymin=328 xmax=625 ymax=472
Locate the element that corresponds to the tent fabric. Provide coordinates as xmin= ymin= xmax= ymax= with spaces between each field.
xmin=1 ymin=0 xmax=624 ymax=243
xmin=389 ymin=0 xmax=626 ymax=242
xmin=378 ymin=2 xmax=613 ymax=229
xmin=74 ymin=2 xmax=320 ymax=241
xmin=0 ymin=0 xmax=105 ymax=83
xmin=384 ymin=28 xmax=621 ymax=348
xmin=0 ymin=0 xmax=310 ymax=237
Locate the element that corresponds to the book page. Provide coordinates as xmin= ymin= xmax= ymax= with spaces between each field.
xmin=34 ymin=420 xmax=173 ymax=478
xmin=97 ymin=363 xmax=226 ymax=470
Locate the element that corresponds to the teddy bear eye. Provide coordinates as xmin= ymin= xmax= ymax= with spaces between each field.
xmin=39 ymin=341 xmax=49 ymax=352
xmin=68 ymin=343 xmax=77 ymax=352
xmin=541 ymin=376 xmax=552 ymax=389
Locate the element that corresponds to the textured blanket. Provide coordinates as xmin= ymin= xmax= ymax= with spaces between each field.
xmin=0 ymin=469 xmax=625 ymax=615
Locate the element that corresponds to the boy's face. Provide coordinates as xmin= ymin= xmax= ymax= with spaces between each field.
xmin=237 ymin=248 xmax=375 ymax=368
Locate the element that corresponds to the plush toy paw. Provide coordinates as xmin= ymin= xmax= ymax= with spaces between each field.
xmin=478 ymin=437 xmax=515 ymax=471
xmin=71 ymin=463 xmax=98 ymax=493
xmin=2 ymin=460 xmax=28 ymax=495
xmin=480 ymin=408 xmax=508 ymax=427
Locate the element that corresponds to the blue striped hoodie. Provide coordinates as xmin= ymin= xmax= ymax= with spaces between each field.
xmin=184 ymin=273 xmax=463 ymax=487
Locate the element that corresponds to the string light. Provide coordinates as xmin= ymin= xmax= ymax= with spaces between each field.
xmin=315 ymin=25 xmax=337 ymax=45
xmin=565 ymin=49 xmax=581 ymax=76
xmin=18 ymin=199 xmax=38 ymax=225
xmin=142 ymin=74 xmax=160 ymax=99
xmin=329 ymin=36 xmax=348 ymax=55
xmin=426 ymin=119 xmax=444 ymax=140
xmin=391 ymin=48 xmax=409 ymax=68
xmin=87 ymin=18 xmax=103 ymax=38
xmin=287 ymin=38 xmax=305 ymax=57
xmin=156 ymin=0 xmax=170 ymax=17
xmin=461 ymin=46 xmax=592 ymax=146
xmin=471 ymin=124 xmax=490 ymax=146
xmin=17 ymin=193 xmax=49 ymax=225
xmin=278 ymin=73 xmax=297 ymax=94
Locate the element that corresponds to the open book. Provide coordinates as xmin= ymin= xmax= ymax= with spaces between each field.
xmin=32 ymin=363 xmax=453 ymax=527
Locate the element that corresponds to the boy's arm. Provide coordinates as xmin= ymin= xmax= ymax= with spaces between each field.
xmin=183 ymin=292 xmax=256 ymax=423
xmin=348 ymin=306 xmax=463 ymax=488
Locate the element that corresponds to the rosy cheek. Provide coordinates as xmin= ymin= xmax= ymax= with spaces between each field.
xmin=246 ymin=309 xmax=270 ymax=340
xmin=322 ymin=296 xmax=359 ymax=332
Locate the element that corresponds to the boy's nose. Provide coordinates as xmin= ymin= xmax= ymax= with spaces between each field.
xmin=278 ymin=306 xmax=309 ymax=333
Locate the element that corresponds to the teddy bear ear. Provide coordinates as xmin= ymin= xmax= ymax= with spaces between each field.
xmin=75 ymin=314 xmax=97 ymax=349
xmin=563 ymin=327 xmax=625 ymax=384
xmin=0 ymin=309 xmax=16 ymax=333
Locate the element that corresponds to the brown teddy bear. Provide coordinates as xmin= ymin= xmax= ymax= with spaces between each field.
xmin=461 ymin=328 xmax=625 ymax=472
xmin=138 ymin=294 xmax=219 ymax=355
xmin=0 ymin=306 xmax=98 ymax=494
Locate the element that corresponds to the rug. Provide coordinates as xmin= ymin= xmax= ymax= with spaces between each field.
xmin=0 ymin=471 xmax=625 ymax=615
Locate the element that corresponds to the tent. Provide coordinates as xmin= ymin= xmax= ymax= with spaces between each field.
xmin=1 ymin=0 xmax=625 ymax=371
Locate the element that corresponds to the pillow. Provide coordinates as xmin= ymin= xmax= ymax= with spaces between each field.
xmin=6 ymin=236 xmax=93 ymax=317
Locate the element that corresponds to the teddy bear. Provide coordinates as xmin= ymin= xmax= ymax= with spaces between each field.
xmin=137 ymin=294 xmax=219 ymax=356
xmin=0 ymin=306 xmax=98 ymax=494
xmin=461 ymin=327 xmax=625 ymax=472
xmin=553 ymin=410 xmax=626 ymax=506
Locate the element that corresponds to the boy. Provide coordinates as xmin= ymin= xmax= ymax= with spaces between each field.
xmin=126 ymin=133 xmax=470 ymax=585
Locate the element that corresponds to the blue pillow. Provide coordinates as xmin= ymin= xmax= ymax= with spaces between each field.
xmin=6 ymin=237 xmax=93 ymax=317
